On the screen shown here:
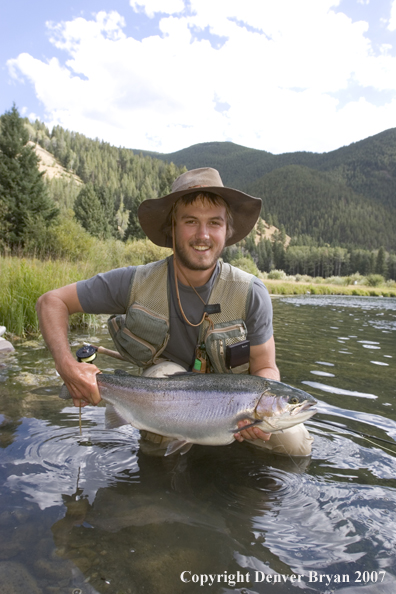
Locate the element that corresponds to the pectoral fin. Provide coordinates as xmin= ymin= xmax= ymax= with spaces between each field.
xmin=232 ymin=419 xmax=262 ymax=433
xmin=165 ymin=440 xmax=194 ymax=456
xmin=105 ymin=404 xmax=130 ymax=429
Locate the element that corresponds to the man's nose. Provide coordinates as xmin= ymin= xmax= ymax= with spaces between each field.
xmin=195 ymin=223 xmax=210 ymax=238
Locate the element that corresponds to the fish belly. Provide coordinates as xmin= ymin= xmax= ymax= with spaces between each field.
xmin=99 ymin=385 xmax=257 ymax=446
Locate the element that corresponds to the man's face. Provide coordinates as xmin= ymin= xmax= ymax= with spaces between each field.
xmin=173 ymin=199 xmax=228 ymax=271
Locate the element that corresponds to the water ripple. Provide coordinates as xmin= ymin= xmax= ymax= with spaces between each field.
xmin=302 ymin=380 xmax=378 ymax=399
xmin=5 ymin=416 xmax=139 ymax=509
xmin=281 ymin=296 xmax=396 ymax=312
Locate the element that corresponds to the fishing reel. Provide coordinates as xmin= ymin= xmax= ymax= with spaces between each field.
xmin=76 ymin=345 xmax=98 ymax=364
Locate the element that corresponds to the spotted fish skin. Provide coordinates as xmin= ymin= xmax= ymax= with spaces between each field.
xmin=60 ymin=373 xmax=316 ymax=451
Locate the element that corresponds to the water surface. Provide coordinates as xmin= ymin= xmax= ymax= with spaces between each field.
xmin=0 ymin=296 xmax=396 ymax=593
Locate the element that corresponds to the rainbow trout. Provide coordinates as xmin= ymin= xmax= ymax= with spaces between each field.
xmin=59 ymin=373 xmax=316 ymax=455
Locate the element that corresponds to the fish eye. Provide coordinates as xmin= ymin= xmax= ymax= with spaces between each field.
xmin=290 ymin=397 xmax=300 ymax=404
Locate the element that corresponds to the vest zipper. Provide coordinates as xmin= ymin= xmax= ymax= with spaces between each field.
xmin=204 ymin=323 xmax=246 ymax=373
xmin=131 ymin=304 xmax=169 ymax=323
xmin=205 ymin=323 xmax=246 ymax=338
xmin=121 ymin=327 xmax=156 ymax=357
xmin=153 ymin=333 xmax=170 ymax=363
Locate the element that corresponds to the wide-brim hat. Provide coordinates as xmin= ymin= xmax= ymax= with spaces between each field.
xmin=138 ymin=167 xmax=262 ymax=247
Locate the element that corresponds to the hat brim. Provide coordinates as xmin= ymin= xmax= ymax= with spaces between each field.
xmin=138 ymin=186 xmax=262 ymax=247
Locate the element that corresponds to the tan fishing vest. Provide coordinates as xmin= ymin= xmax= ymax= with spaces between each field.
xmin=108 ymin=257 xmax=254 ymax=373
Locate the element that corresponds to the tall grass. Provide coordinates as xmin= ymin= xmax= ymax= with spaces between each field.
xmin=264 ymin=279 xmax=396 ymax=297
xmin=1 ymin=257 xmax=90 ymax=335
xmin=0 ymin=239 xmax=172 ymax=337
xmin=1 ymin=237 xmax=395 ymax=337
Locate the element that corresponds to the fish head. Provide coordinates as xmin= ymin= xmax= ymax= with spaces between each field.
xmin=254 ymin=382 xmax=317 ymax=432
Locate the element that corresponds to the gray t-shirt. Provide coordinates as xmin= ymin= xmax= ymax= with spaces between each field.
xmin=77 ymin=258 xmax=273 ymax=369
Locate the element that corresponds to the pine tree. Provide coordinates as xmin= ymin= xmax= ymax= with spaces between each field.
xmin=375 ymin=246 xmax=387 ymax=277
xmin=73 ymin=183 xmax=119 ymax=239
xmin=74 ymin=183 xmax=107 ymax=238
xmin=0 ymin=104 xmax=58 ymax=248
xmin=124 ymin=203 xmax=146 ymax=240
xmin=95 ymin=184 xmax=118 ymax=239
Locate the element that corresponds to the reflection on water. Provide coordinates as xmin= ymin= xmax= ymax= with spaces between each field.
xmin=0 ymin=297 xmax=395 ymax=593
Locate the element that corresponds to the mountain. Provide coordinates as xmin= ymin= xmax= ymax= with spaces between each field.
xmin=248 ymin=165 xmax=395 ymax=251
xmin=28 ymin=114 xmax=396 ymax=251
xmin=136 ymin=141 xmax=276 ymax=189
xmin=136 ymin=129 xmax=396 ymax=251
xmin=138 ymin=129 xmax=396 ymax=207
xmin=30 ymin=141 xmax=82 ymax=185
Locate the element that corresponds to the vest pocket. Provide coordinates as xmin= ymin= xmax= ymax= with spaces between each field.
xmin=108 ymin=304 xmax=169 ymax=366
xmin=204 ymin=321 xmax=249 ymax=374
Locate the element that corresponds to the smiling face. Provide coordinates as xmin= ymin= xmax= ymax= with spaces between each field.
xmin=173 ymin=198 xmax=228 ymax=273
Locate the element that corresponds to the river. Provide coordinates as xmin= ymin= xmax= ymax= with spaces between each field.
xmin=0 ymin=295 xmax=395 ymax=594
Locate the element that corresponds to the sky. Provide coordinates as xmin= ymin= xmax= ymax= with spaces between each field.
xmin=1 ymin=0 xmax=396 ymax=155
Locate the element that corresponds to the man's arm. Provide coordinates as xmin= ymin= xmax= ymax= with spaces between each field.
xmin=234 ymin=336 xmax=280 ymax=443
xmin=36 ymin=284 xmax=101 ymax=406
xmin=249 ymin=337 xmax=280 ymax=380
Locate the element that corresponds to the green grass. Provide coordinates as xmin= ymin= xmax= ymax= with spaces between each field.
xmin=0 ymin=257 xmax=94 ymax=336
xmin=264 ymin=279 xmax=396 ymax=297
xmin=0 ymin=239 xmax=172 ymax=337
xmin=1 ymin=245 xmax=395 ymax=338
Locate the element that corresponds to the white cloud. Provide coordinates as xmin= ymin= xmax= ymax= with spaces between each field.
xmin=129 ymin=0 xmax=185 ymax=18
xmin=6 ymin=1 xmax=396 ymax=154
xmin=388 ymin=0 xmax=396 ymax=31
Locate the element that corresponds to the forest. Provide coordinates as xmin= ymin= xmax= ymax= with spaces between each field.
xmin=1 ymin=104 xmax=396 ymax=282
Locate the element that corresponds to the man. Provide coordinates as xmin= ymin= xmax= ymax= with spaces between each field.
xmin=36 ymin=167 xmax=312 ymax=455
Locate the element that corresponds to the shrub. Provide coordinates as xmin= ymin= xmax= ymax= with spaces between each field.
xmin=267 ymin=269 xmax=287 ymax=280
xmin=230 ymin=257 xmax=259 ymax=276
xmin=45 ymin=214 xmax=96 ymax=261
xmin=365 ymin=274 xmax=385 ymax=287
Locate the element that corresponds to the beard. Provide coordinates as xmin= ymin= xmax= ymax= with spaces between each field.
xmin=174 ymin=239 xmax=225 ymax=271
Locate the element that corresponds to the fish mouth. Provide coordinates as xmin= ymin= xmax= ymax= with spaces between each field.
xmin=291 ymin=401 xmax=317 ymax=417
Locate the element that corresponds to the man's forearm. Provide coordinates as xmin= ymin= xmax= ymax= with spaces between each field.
xmin=36 ymin=288 xmax=101 ymax=405
xmin=249 ymin=338 xmax=280 ymax=381
xmin=252 ymin=365 xmax=280 ymax=381
xmin=36 ymin=292 xmax=75 ymax=368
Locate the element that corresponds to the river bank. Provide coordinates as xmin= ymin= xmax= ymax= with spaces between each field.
xmin=264 ymin=278 xmax=396 ymax=297
xmin=1 ymin=252 xmax=395 ymax=338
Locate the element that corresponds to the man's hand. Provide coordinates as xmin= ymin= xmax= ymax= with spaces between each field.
xmin=36 ymin=284 xmax=102 ymax=407
xmin=234 ymin=336 xmax=280 ymax=444
xmin=234 ymin=419 xmax=271 ymax=443
xmin=58 ymin=359 xmax=102 ymax=407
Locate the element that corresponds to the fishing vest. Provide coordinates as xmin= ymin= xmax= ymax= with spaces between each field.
xmin=108 ymin=257 xmax=255 ymax=374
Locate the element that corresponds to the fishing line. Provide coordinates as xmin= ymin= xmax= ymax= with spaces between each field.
xmin=307 ymin=418 xmax=396 ymax=453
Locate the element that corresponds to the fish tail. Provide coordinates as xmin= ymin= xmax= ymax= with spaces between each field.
xmin=59 ymin=384 xmax=72 ymax=400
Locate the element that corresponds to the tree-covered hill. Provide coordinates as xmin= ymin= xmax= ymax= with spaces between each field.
xmin=137 ymin=129 xmax=396 ymax=251
xmin=137 ymin=141 xmax=276 ymax=189
xmin=28 ymin=120 xmax=186 ymax=238
xmin=140 ymin=129 xmax=396 ymax=210
xmin=247 ymin=165 xmax=396 ymax=251
xmin=312 ymin=128 xmax=396 ymax=211
xmin=2 ymin=105 xmax=396 ymax=279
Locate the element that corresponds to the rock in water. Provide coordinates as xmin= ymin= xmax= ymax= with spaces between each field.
xmin=0 ymin=326 xmax=15 ymax=355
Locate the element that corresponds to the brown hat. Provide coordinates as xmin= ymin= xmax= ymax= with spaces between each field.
xmin=138 ymin=167 xmax=261 ymax=247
